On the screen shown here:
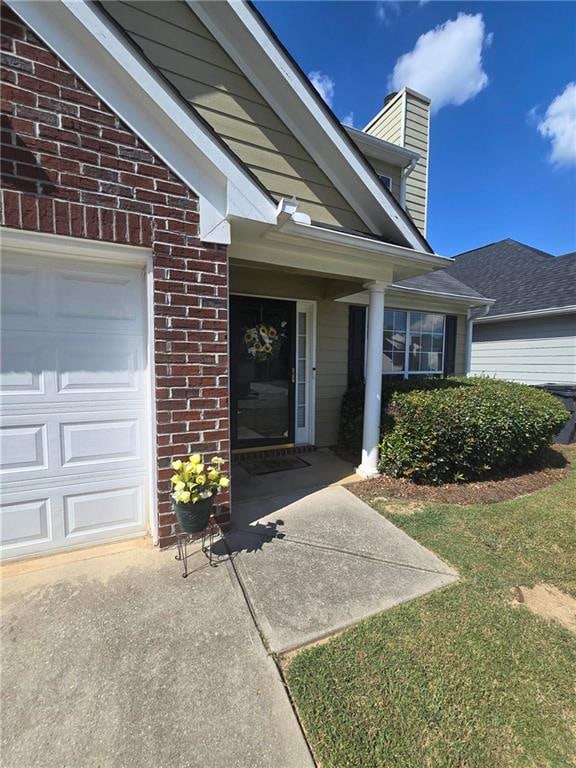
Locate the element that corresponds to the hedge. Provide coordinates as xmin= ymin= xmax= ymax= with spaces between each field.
xmin=337 ymin=377 xmax=467 ymax=457
xmin=379 ymin=377 xmax=569 ymax=484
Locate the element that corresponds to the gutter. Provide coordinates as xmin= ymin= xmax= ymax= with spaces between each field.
xmin=400 ymin=158 xmax=418 ymax=210
xmin=272 ymin=216 xmax=450 ymax=269
xmin=390 ymin=283 xmax=495 ymax=306
xmin=475 ymin=305 xmax=576 ymax=323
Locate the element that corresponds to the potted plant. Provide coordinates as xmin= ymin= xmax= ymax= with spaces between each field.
xmin=170 ymin=454 xmax=230 ymax=534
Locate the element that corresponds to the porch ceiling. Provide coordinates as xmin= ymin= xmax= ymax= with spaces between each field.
xmin=230 ymin=258 xmax=362 ymax=300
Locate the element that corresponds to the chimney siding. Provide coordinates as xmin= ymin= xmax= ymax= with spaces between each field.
xmin=364 ymin=88 xmax=430 ymax=237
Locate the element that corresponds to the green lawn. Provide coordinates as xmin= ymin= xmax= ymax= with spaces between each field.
xmin=285 ymin=449 xmax=576 ymax=768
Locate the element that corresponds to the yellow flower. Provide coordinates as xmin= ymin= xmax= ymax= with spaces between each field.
xmin=189 ymin=453 xmax=202 ymax=465
xmin=171 ymin=459 xmax=182 ymax=471
xmin=179 ymin=491 xmax=191 ymax=503
xmin=170 ymin=474 xmax=180 ymax=485
xmin=196 ymin=474 xmax=206 ymax=486
xmin=219 ymin=476 xmax=230 ymax=489
xmin=211 ymin=456 xmax=223 ymax=464
xmin=208 ymin=469 xmax=219 ymax=481
xmin=174 ymin=481 xmax=185 ymax=492
xmin=268 ymin=327 xmax=277 ymax=338
xmin=264 ymin=344 xmax=272 ymax=353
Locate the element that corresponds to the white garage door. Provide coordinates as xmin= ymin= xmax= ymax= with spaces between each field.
xmin=1 ymin=247 xmax=151 ymax=560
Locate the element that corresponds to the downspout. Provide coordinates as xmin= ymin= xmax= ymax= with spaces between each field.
xmin=400 ymin=158 xmax=417 ymax=210
xmin=466 ymin=304 xmax=491 ymax=376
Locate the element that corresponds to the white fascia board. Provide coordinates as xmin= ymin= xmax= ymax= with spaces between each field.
xmin=191 ymin=1 xmax=430 ymax=253
xmin=344 ymin=127 xmax=419 ymax=168
xmin=271 ymin=219 xmax=447 ymax=269
xmin=475 ymin=305 xmax=576 ymax=322
xmin=7 ymin=0 xmax=277 ymax=245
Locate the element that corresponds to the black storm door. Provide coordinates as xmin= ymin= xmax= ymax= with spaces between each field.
xmin=230 ymin=296 xmax=296 ymax=449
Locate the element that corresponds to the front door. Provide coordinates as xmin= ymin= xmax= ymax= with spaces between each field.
xmin=230 ymin=296 xmax=296 ymax=449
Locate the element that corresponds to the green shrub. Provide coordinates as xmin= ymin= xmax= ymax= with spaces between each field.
xmin=379 ymin=377 xmax=569 ymax=484
xmin=338 ymin=377 xmax=467 ymax=457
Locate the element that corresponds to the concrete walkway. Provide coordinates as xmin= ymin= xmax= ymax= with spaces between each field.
xmin=1 ymin=457 xmax=456 ymax=767
xmin=227 ymin=479 xmax=457 ymax=653
xmin=1 ymin=544 xmax=314 ymax=768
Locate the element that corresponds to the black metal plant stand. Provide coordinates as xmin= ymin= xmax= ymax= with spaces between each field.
xmin=175 ymin=519 xmax=220 ymax=577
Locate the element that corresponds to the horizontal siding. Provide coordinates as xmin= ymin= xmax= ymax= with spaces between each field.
xmin=471 ymin=315 xmax=576 ymax=385
xmin=316 ymin=300 xmax=349 ymax=446
xmin=367 ymin=96 xmax=403 ymax=145
xmin=404 ymin=92 xmax=429 ymax=236
xmin=105 ymin=0 xmax=367 ymax=231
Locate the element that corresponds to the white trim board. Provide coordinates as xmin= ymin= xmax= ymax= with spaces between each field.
xmin=7 ymin=0 xmax=278 ymax=245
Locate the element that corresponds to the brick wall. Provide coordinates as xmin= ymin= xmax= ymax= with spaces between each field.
xmin=0 ymin=4 xmax=230 ymax=546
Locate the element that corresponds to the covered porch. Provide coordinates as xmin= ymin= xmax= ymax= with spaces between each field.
xmin=228 ymin=213 xmax=452 ymax=480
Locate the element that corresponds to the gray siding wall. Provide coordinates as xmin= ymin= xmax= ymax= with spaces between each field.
xmin=471 ymin=314 xmax=576 ymax=384
xmin=104 ymin=0 xmax=367 ymax=232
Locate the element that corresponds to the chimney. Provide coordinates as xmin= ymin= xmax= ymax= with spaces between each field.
xmin=364 ymin=87 xmax=431 ymax=237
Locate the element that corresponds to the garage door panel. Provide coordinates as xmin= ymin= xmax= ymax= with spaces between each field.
xmin=1 ymin=335 xmax=48 ymax=396
xmin=1 ymin=479 xmax=146 ymax=557
xmin=1 ymin=411 xmax=145 ymax=480
xmin=0 ymin=423 xmax=48 ymax=473
xmin=0 ymin=497 xmax=52 ymax=550
xmin=60 ymin=417 xmax=141 ymax=468
xmin=56 ymin=337 xmax=142 ymax=395
xmin=53 ymin=267 xmax=143 ymax=324
xmin=0 ymin=263 xmax=43 ymax=318
xmin=63 ymin=484 xmax=143 ymax=539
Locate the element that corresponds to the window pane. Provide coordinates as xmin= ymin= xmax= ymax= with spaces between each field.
xmin=384 ymin=310 xmax=395 ymax=331
xmin=394 ymin=311 xmax=407 ymax=332
xmin=382 ymin=351 xmax=395 ymax=372
xmin=432 ymin=335 xmax=443 ymax=352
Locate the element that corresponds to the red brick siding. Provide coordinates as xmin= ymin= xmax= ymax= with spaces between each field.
xmin=0 ymin=4 xmax=230 ymax=546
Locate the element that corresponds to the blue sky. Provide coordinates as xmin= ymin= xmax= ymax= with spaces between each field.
xmin=254 ymin=1 xmax=576 ymax=256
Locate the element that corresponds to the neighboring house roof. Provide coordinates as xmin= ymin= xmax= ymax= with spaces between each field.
xmin=393 ymin=270 xmax=487 ymax=301
xmin=446 ymin=239 xmax=576 ymax=318
xmin=100 ymin=0 xmax=431 ymax=251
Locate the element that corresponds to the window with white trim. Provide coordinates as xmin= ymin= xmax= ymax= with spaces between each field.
xmin=383 ymin=310 xmax=445 ymax=377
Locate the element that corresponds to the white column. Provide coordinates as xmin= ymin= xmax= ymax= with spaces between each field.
xmin=357 ymin=282 xmax=387 ymax=478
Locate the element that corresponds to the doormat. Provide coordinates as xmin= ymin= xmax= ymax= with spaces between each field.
xmin=241 ymin=456 xmax=311 ymax=475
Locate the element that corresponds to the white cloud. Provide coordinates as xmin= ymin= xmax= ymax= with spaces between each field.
xmin=308 ymin=71 xmax=335 ymax=108
xmin=341 ymin=112 xmax=355 ymax=127
xmin=535 ymin=83 xmax=576 ymax=167
xmin=389 ymin=13 xmax=491 ymax=113
xmin=376 ymin=1 xmax=400 ymax=26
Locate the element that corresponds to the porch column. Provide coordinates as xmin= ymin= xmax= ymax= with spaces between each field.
xmin=357 ymin=281 xmax=387 ymax=478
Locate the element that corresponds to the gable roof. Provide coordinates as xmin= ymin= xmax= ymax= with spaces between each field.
xmin=446 ymin=239 xmax=576 ymax=317
xmin=188 ymin=0 xmax=432 ymax=251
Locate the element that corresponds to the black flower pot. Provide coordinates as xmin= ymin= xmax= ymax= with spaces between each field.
xmin=173 ymin=498 xmax=213 ymax=534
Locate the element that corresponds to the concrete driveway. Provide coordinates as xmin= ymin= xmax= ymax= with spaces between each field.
xmin=1 ymin=544 xmax=314 ymax=768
